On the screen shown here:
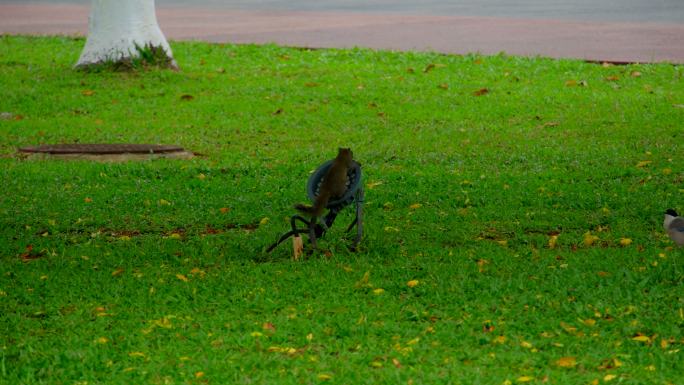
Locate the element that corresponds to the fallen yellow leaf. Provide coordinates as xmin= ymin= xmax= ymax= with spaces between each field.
xmin=409 ymin=203 xmax=422 ymax=210
xmin=635 ymin=160 xmax=652 ymax=168
xmin=407 ymin=280 xmax=419 ymax=288
xmin=477 ymin=259 xmax=489 ymax=273
xmin=355 ymin=271 xmax=372 ymax=288
xmin=619 ymin=238 xmax=632 ymax=246
xmin=632 ymin=335 xmax=651 ymax=342
xmin=255 ymin=321 xmax=272 ymax=331
xmin=317 ymin=373 xmax=332 ymax=381
xmin=128 ymin=352 xmax=145 ymax=358
xmin=584 ymin=231 xmax=599 ymax=247
xmin=95 ymin=337 xmax=109 ymax=344
xmin=372 ymin=288 xmax=385 ymax=295
xmin=560 ymin=322 xmax=577 ymax=334
xmin=153 ymin=317 xmax=173 ymax=329
xmin=176 ymin=274 xmax=188 ymax=282
xmin=195 ymin=371 xmax=205 ymax=378
xmin=556 ymin=356 xmax=577 ymax=368
xmin=548 ymin=235 xmax=559 ymax=249
xmin=516 ymin=376 xmax=534 ymax=383
xmin=604 ymin=374 xmax=617 ymax=381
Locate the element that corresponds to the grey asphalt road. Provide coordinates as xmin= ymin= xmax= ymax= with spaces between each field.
xmin=6 ymin=0 xmax=684 ymax=23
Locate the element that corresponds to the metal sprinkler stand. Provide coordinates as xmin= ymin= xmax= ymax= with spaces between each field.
xmin=266 ymin=160 xmax=364 ymax=258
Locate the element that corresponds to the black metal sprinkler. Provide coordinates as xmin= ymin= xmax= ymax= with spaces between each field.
xmin=266 ymin=159 xmax=364 ymax=257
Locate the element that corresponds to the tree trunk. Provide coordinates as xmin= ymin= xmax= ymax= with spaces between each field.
xmin=76 ymin=0 xmax=177 ymax=69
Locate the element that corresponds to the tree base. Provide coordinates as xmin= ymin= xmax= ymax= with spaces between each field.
xmin=76 ymin=43 xmax=178 ymax=72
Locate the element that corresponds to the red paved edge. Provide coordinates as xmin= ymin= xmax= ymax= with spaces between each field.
xmin=1 ymin=3 xmax=683 ymax=63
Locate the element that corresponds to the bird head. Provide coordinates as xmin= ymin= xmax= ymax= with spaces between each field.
xmin=665 ymin=208 xmax=679 ymax=217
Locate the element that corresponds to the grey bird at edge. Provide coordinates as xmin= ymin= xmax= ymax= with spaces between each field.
xmin=663 ymin=209 xmax=684 ymax=246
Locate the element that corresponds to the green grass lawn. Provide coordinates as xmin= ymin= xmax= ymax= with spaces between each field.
xmin=1 ymin=35 xmax=683 ymax=385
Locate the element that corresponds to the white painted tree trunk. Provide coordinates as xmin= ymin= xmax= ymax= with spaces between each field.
xmin=76 ymin=0 xmax=176 ymax=68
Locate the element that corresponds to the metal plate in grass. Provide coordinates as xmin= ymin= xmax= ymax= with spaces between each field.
xmin=18 ymin=143 xmax=194 ymax=161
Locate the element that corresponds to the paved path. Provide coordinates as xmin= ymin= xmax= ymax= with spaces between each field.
xmin=2 ymin=3 xmax=683 ymax=63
